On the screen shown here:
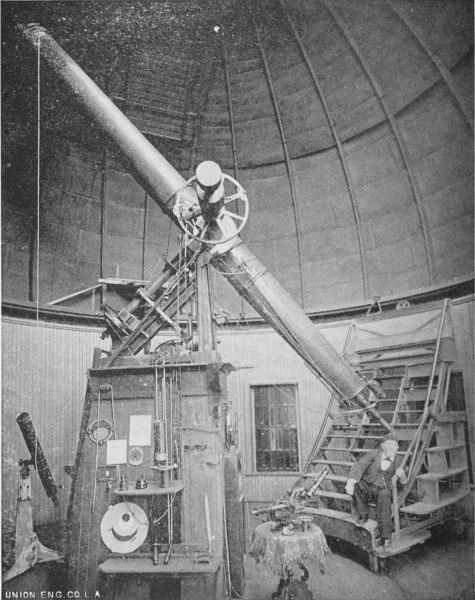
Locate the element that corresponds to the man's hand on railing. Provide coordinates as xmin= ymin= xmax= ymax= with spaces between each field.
xmin=395 ymin=467 xmax=407 ymax=484
xmin=345 ymin=478 xmax=356 ymax=496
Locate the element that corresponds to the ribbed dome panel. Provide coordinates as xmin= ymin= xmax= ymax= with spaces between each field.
xmin=1 ymin=0 xmax=473 ymax=314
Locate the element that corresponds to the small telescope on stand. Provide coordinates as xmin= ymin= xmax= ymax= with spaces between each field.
xmin=3 ymin=412 xmax=62 ymax=583
xmin=16 ymin=411 xmax=59 ymax=507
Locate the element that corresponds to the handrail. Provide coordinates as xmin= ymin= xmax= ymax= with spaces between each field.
xmin=407 ymin=299 xmax=449 ymax=478
xmin=397 ymin=300 xmax=448 ymax=476
xmin=393 ymin=300 xmax=449 ymax=521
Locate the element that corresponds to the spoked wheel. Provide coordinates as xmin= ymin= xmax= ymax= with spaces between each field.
xmin=174 ymin=172 xmax=249 ymax=244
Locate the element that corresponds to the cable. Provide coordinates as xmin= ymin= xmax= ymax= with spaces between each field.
xmin=36 ymin=34 xmax=41 ymax=322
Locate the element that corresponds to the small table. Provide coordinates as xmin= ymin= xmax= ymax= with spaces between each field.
xmin=249 ymin=521 xmax=329 ymax=599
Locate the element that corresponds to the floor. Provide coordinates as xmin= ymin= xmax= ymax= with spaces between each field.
xmin=242 ymin=532 xmax=474 ymax=600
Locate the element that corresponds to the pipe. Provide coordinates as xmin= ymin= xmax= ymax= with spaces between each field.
xmin=20 ymin=24 xmax=389 ymax=425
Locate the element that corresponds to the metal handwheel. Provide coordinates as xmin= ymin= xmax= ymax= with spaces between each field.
xmin=174 ymin=172 xmax=249 ymax=244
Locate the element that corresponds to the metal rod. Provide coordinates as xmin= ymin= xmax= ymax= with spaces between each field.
xmin=407 ymin=300 xmax=449 ymax=476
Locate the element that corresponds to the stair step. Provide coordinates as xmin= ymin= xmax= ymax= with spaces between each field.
xmin=400 ymin=489 xmax=470 ymax=515
xmin=299 ymin=472 xmax=348 ymax=483
xmin=312 ymin=490 xmax=352 ymax=501
xmin=330 ymin=434 xmax=384 ymax=440
xmin=405 ymin=390 xmax=436 ymax=401
xmin=425 ymin=442 xmax=466 ymax=452
xmin=436 ymin=412 xmax=467 ymax=423
xmin=374 ymin=529 xmax=432 ymax=557
xmin=312 ymin=459 xmax=353 ymax=467
xmin=350 ymin=448 xmax=405 ymax=455
xmin=416 ymin=467 xmax=468 ymax=481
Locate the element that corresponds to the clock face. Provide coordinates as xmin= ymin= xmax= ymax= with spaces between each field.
xmin=128 ymin=446 xmax=144 ymax=466
xmin=87 ymin=419 xmax=113 ymax=445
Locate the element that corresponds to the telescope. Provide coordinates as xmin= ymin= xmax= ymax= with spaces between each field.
xmin=18 ymin=23 xmax=391 ymax=429
xmin=16 ymin=411 xmax=59 ymax=507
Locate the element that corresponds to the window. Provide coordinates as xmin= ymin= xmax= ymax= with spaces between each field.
xmin=253 ymin=384 xmax=299 ymax=472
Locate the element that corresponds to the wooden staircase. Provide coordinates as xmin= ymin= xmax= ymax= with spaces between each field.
xmin=291 ymin=300 xmax=471 ymax=571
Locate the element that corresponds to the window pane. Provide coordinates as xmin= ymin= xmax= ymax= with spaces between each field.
xmin=253 ymin=384 xmax=299 ymax=472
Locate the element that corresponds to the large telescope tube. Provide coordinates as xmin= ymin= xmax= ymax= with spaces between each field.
xmin=19 ymin=24 xmax=390 ymax=428
xmin=16 ymin=411 xmax=59 ymax=507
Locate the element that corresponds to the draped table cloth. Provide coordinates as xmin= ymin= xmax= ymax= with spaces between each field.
xmin=249 ymin=521 xmax=330 ymax=578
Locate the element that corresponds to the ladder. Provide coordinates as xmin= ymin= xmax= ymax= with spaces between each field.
xmin=290 ymin=300 xmax=471 ymax=571
xmin=103 ymin=241 xmax=201 ymax=365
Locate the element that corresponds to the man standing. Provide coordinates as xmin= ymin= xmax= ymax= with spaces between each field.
xmin=345 ymin=434 xmax=407 ymax=548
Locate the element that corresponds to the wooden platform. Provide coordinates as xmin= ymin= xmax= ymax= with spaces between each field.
xmin=99 ymin=556 xmax=221 ymax=600
xmin=99 ymin=556 xmax=219 ymax=575
xmin=113 ymin=481 xmax=184 ymax=496
xmin=374 ymin=529 xmax=431 ymax=557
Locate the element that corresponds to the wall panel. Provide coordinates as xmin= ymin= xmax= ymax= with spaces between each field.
xmin=1 ymin=296 xmax=473 ymax=555
xmin=1 ymin=317 xmax=109 ymax=558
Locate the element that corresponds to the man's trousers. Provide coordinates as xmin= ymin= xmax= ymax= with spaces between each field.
xmin=353 ymin=479 xmax=392 ymax=539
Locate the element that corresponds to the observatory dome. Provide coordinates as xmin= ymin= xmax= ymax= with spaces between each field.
xmin=2 ymin=0 xmax=473 ymax=317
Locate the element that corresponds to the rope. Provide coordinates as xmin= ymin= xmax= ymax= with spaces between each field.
xmin=36 ymin=35 xmax=41 ymax=322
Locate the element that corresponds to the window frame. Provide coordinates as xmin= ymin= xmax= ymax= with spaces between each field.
xmin=250 ymin=381 xmax=301 ymax=474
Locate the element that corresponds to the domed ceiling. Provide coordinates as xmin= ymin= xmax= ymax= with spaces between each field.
xmin=2 ymin=0 xmax=473 ymax=317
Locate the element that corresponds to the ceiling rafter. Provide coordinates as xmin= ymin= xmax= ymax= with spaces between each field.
xmin=247 ymin=4 xmax=306 ymax=308
xmin=321 ymin=0 xmax=435 ymax=285
xmin=277 ymin=0 xmax=370 ymax=300
xmin=386 ymin=0 xmax=473 ymax=134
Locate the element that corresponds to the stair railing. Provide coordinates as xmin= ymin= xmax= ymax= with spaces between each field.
xmin=407 ymin=299 xmax=448 ymax=478
xmin=392 ymin=300 xmax=450 ymax=521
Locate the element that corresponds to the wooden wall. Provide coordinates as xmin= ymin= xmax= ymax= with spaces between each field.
xmin=1 ymin=317 xmax=109 ymax=559
xmin=2 ymin=295 xmax=473 ymax=553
